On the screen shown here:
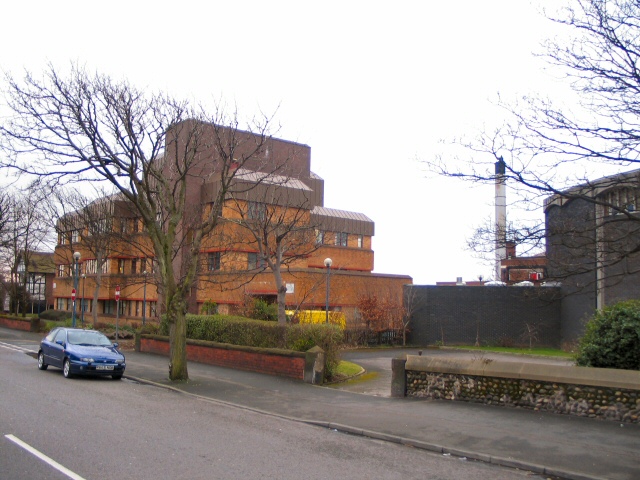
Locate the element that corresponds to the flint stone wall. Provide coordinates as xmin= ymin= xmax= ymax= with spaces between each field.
xmin=401 ymin=355 xmax=640 ymax=423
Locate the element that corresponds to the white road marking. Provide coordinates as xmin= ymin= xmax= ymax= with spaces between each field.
xmin=5 ymin=434 xmax=88 ymax=480
xmin=0 ymin=341 xmax=37 ymax=354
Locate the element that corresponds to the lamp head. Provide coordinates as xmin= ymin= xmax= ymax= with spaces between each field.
xmin=73 ymin=251 xmax=81 ymax=261
xmin=324 ymin=258 xmax=333 ymax=268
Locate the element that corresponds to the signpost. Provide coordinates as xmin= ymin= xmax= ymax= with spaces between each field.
xmin=115 ymin=285 xmax=120 ymax=341
xmin=71 ymin=288 xmax=76 ymax=327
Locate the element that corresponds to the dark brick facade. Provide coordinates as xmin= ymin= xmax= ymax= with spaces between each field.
xmin=406 ymin=285 xmax=562 ymax=347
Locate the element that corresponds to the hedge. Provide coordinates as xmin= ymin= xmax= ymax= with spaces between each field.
xmin=160 ymin=314 xmax=344 ymax=378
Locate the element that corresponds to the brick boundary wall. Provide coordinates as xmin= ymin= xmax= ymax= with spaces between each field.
xmin=393 ymin=355 xmax=640 ymax=424
xmin=138 ymin=335 xmax=325 ymax=384
xmin=0 ymin=315 xmax=41 ymax=332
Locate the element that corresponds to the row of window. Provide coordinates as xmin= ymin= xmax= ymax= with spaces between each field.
xmin=316 ymin=230 xmax=363 ymax=248
xmin=56 ymin=297 xmax=158 ymax=317
xmin=58 ymin=218 xmax=144 ymax=246
xmin=57 ymin=257 xmax=156 ymax=277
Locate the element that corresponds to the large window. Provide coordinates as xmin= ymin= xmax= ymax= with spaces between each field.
xmin=248 ymin=201 xmax=266 ymax=221
xmin=357 ymin=235 xmax=363 ymax=248
xmin=208 ymin=252 xmax=221 ymax=271
xmin=335 ymin=232 xmax=348 ymax=247
xmin=248 ymin=252 xmax=267 ymax=270
xmin=315 ymin=230 xmax=325 ymax=245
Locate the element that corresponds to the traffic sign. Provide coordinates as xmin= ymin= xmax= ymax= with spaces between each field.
xmin=71 ymin=289 xmax=76 ymax=301
xmin=115 ymin=285 xmax=120 ymax=302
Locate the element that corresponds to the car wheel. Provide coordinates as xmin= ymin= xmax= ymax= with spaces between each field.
xmin=112 ymin=374 xmax=123 ymax=380
xmin=62 ymin=359 xmax=72 ymax=378
xmin=37 ymin=352 xmax=48 ymax=370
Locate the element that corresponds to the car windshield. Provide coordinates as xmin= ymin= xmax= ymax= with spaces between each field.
xmin=67 ymin=331 xmax=112 ymax=347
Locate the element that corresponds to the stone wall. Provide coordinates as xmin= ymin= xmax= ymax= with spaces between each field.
xmin=397 ymin=355 xmax=640 ymax=424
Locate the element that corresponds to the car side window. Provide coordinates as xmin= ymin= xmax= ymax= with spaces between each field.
xmin=54 ymin=330 xmax=66 ymax=344
xmin=45 ymin=328 xmax=59 ymax=342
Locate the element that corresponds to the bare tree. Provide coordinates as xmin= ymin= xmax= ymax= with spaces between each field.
xmin=0 ymin=184 xmax=53 ymax=316
xmin=224 ymin=175 xmax=321 ymax=324
xmin=0 ymin=64 xmax=276 ymax=380
xmin=428 ymin=0 xmax=640 ymax=289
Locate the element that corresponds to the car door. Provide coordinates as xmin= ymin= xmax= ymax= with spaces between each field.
xmin=49 ymin=329 xmax=67 ymax=368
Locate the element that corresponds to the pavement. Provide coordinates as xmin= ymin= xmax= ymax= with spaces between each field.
xmin=3 ymin=328 xmax=639 ymax=480
xmin=122 ymin=348 xmax=639 ymax=480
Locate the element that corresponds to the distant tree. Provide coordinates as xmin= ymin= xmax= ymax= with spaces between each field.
xmin=356 ymin=289 xmax=404 ymax=345
xmin=1 ymin=184 xmax=52 ymax=316
xmin=0 ymin=64 xmax=276 ymax=380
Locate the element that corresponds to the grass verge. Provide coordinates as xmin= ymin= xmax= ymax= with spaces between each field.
xmin=445 ymin=346 xmax=573 ymax=358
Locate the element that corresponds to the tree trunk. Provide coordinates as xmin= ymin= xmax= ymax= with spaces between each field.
xmin=166 ymin=294 xmax=189 ymax=380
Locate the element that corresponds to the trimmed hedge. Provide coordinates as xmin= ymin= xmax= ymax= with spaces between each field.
xmin=160 ymin=314 xmax=343 ymax=378
xmin=39 ymin=310 xmax=71 ymax=321
xmin=575 ymin=300 xmax=640 ymax=370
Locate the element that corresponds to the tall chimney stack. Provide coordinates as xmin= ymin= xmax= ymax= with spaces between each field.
xmin=495 ymin=157 xmax=507 ymax=281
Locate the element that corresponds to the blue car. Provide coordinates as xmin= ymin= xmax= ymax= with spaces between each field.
xmin=38 ymin=327 xmax=126 ymax=380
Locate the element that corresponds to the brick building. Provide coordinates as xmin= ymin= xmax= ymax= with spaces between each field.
xmin=53 ymin=124 xmax=412 ymax=326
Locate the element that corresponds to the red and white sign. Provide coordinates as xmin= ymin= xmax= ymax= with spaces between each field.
xmin=115 ymin=285 xmax=121 ymax=302
xmin=71 ymin=289 xmax=76 ymax=301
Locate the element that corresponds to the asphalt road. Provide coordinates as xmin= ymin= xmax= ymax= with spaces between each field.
xmin=0 ymin=329 xmax=549 ymax=480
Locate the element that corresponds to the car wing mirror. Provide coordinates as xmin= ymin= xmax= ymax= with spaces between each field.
xmin=113 ymin=343 xmax=119 ymax=349
xmin=56 ymin=340 xmax=65 ymax=346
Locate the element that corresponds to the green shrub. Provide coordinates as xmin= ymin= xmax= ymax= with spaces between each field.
xmin=39 ymin=310 xmax=71 ymax=321
xmin=252 ymin=299 xmax=278 ymax=321
xmin=201 ymin=300 xmax=218 ymax=315
xmin=575 ymin=300 xmax=640 ymax=370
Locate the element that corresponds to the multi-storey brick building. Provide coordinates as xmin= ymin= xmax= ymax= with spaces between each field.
xmin=53 ymin=125 xmax=412 ymax=326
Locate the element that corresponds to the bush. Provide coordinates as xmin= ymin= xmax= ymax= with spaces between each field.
xmin=575 ymin=300 xmax=640 ymax=370
xmin=39 ymin=310 xmax=71 ymax=321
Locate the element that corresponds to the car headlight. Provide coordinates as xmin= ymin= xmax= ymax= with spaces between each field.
xmin=80 ymin=357 xmax=94 ymax=363
xmin=116 ymin=359 xmax=124 ymax=364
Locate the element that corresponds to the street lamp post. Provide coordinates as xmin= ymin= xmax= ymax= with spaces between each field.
xmin=72 ymin=251 xmax=81 ymax=328
xmin=324 ymin=258 xmax=332 ymax=324
xmin=142 ymin=270 xmax=147 ymax=326
xmin=81 ymin=273 xmax=86 ymax=326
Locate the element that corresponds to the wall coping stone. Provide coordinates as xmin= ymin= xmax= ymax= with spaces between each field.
xmin=405 ymin=355 xmax=640 ymax=390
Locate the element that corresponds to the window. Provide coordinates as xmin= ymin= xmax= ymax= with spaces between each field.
xmin=140 ymin=258 xmax=147 ymax=274
xmin=103 ymin=300 xmax=115 ymax=315
xmin=603 ymin=187 xmax=640 ymax=215
xmin=248 ymin=201 xmax=266 ymax=221
xmin=133 ymin=218 xmax=140 ymax=233
xmin=357 ymin=235 xmax=363 ymax=248
xmin=335 ymin=232 xmax=348 ymax=247
xmin=118 ymin=259 xmax=125 ymax=274
xmin=119 ymin=218 xmax=128 ymax=233
xmin=208 ymin=252 xmax=221 ymax=271
xmin=57 ymin=264 xmax=66 ymax=277
xmin=316 ymin=230 xmax=325 ymax=245
xmin=248 ymin=252 xmax=267 ymax=270
xmin=71 ymin=230 xmax=80 ymax=243
xmin=131 ymin=258 xmax=137 ymax=274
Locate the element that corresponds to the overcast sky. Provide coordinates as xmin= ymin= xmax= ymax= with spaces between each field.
xmin=1 ymin=0 xmax=570 ymax=284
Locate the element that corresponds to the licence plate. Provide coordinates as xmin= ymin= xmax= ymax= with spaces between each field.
xmin=96 ymin=365 xmax=114 ymax=370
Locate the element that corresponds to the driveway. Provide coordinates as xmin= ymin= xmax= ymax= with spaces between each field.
xmin=329 ymin=347 xmax=574 ymax=397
